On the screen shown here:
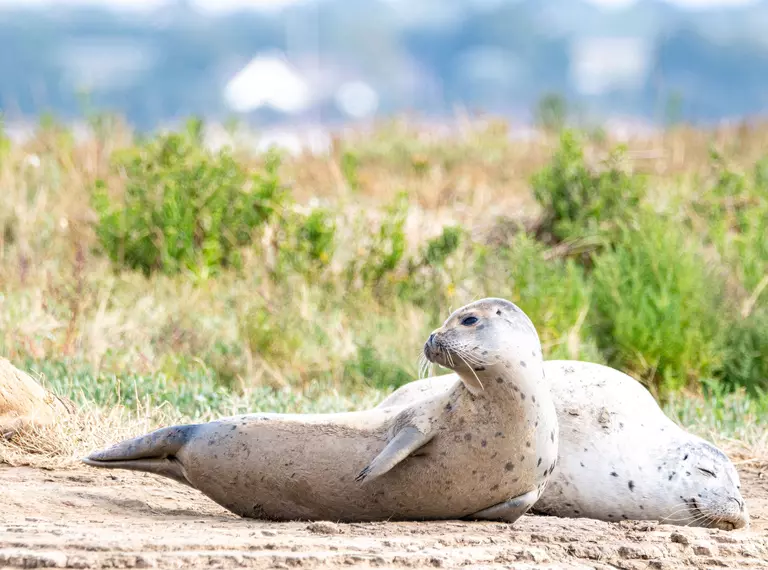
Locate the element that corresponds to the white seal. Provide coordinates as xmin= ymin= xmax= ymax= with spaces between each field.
xmin=377 ymin=360 xmax=749 ymax=530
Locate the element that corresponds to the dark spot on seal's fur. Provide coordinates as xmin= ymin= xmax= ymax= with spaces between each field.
xmin=607 ymin=514 xmax=614 ymax=519
xmin=686 ymin=471 xmax=691 ymax=476
xmin=542 ymin=470 xmax=548 ymax=478
xmin=580 ymin=462 xmax=585 ymax=467
xmin=520 ymin=393 xmax=526 ymax=400
xmin=520 ymin=455 xmax=525 ymax=462
xmin=230 ymin=425 xmax=237 ymax=431
xmin=535 ymin=420 xmax=539 ymax=427
xmin=520 ymin=360 xmax=527 ymax=368
xmin=481 ymin=439 xmax=487 ymax=447
xmin=532 ymin=395 xmax=536 ymax=403
xmin=551 ymin=431 xmax=555 ymax=443
xmin=445 ymin=402 xmax=453 ymax=411
xmin=505 ymin=462 xmax=514 ymax=471
xmin=669 ymin=472 xmax=676 ymax=480
xmin=683 ymin=453 xmax=689 ymax=460
xmin=639 ymin=505 xmax=644 ymax=510
xmin=476 ymin=325 xmax=485 ymax=330
xmin=628 ymin=480 xmax=635 ymax=492
xmin=496 ymin=377 xmax=503 ymax=384
xmin=491 ymin=484 xmax=499 ymax=491
xmin=610 ymin=472 xmax=618 ymax=477
xmin=526 ymin=441 xmax=531 ymax=447
xmin=495 ymin=431 xmax=504 ymax=438
xmin=537 ymin=458 xmax=542 ymax=467
xmin=464 ymin=433 xmax=472 ymax=441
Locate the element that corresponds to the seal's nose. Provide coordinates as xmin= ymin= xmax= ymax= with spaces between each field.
xmin=730 ymin=496 xmax=745 ymax=510
xmin=427 ymin=333 xmax=436 ymax=346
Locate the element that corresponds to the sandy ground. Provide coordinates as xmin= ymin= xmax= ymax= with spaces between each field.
xmin=0 ymin=463 xmax=766 ymax=570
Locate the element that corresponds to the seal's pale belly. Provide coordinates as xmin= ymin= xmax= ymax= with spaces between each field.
xmin=179 ymin=406 xmax=556 ymax=522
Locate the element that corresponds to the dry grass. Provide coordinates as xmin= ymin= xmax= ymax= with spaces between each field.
xmin=0 ymin=114 xmax=766 ymax=472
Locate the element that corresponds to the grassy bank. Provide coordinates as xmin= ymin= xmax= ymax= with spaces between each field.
xmin=0 ymin=115 xmax=766 ymax=458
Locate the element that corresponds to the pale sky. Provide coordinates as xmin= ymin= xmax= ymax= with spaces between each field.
xmin=0 ymin=0 xmax=761 ymax=11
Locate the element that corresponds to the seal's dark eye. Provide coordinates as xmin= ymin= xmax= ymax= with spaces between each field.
xmin=460 ymin=316 xmax=478 ymax=326
xmin=697 ymin=467 xmax=716 ymax=478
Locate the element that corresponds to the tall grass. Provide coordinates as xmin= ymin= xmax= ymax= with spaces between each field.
xmin=0 ymin=116 xmax=766 ymax=454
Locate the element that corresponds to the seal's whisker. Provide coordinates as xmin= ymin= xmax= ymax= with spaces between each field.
xmin=450 ymin=343 xmax=489 ymax=367
xmin=417 ymin=352 xmax=430 ymax=379
xmin=452 ymin=350 xmax=485 ymax=367
xmin=659 ymin=503 xmax=698 ymax=523
xmin=420 ymin=356 xmax=432 ymax=380
xmin=456 ymin=353 xmax=484 ymax=391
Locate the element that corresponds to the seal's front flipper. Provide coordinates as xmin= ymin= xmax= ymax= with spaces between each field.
xmin=465 ymin=488 xmax=540 ymax=524
xmin=355 ymin=426 xmax=432 ymax=483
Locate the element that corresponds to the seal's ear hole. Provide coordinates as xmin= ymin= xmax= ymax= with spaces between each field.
xmin=496 ymin=310 xmax=502 ymax=316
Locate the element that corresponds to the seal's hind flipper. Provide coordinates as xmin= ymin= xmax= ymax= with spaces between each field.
xmin=355 ymin=426 xmax=432 ymax=483
xmin=465 ymin=488 xmax=540 ymax=523
xmin=82 ymin=424 xmax=199 ymax=485
xmin=82 ymin=456 xmax=191 ymax=486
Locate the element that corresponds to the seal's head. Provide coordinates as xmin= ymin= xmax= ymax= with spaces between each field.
xmin=423 ymin=297 xmax=541 ymax=394
xmin=661 ymin=439 xmax=749 ymax=530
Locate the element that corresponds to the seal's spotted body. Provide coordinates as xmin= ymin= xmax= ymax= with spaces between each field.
xmin=82 ymin=298 xmax=558 ymax=524
xmin=378 ymin=360 xmax=749 ymax=530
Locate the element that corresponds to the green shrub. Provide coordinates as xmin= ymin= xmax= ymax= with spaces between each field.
xmin=589 ymin=213 xmax=726 ymax=396
xmin=276 ymin=207 xmax=337 ymax=278
xmin=475 ymin=233 xmax=600 ymax=362
xmin=719 ymin=307 xmax=768 ymax=393
xmin=531 ymin=129 xmax=646 ymax=243
xmin=91 ymin=118 xmax=288 ymax=277
xmin=345 ymin=190 xmax=409 ymax=292
xmin=696 ymin=151 xmax=768 ymax=291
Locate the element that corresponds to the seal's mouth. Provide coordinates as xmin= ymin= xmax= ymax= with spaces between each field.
xmin=686 ymin=498 xmax=748 ymax=531
xmin=424 ymin=332 xmax=450 ymax=369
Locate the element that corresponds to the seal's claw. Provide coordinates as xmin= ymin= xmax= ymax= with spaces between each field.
xmin=355 ymin=466 xmax=371 ymax=483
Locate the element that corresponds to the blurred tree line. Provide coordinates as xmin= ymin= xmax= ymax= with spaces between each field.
xmin=2 ymin=0 xmax=768 ymax=129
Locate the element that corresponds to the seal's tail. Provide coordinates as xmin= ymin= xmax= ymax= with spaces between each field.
xmin=81 ymin=424 xmax=199 ymax=486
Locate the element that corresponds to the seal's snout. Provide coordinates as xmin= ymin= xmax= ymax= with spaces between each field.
xmin=423 ymin=330 xmax=444 ymax=366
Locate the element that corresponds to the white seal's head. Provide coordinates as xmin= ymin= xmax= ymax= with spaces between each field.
xmin=658 ymin=437 xmax=749 ymax=530
xmin=423 ymin=297 xmax=542 ymax=394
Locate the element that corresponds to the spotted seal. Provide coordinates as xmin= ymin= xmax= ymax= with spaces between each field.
xmin=377 ymin=360 xmax=749 ymax=530
xmin=82 ymin=298 xmax=559 ymax=523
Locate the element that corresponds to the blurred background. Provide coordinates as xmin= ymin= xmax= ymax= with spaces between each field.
xmin=1 ymin=0 xmax=766 ymax=460
xmin=2 ymin=0 xmax=768 ymax=138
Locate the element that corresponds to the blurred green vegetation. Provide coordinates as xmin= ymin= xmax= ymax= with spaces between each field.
xmin=1 ymin=117 xmax=766 ymax=434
